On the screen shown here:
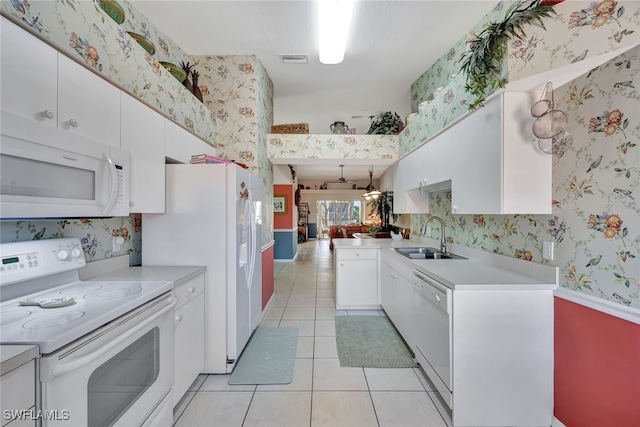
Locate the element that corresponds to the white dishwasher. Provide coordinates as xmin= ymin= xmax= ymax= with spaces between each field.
xmin=412 ymin=270 xmax=452 ymax=405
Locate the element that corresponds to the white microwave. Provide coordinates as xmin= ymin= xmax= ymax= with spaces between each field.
xmin=0 ymin=112 xmax=130 ymax=219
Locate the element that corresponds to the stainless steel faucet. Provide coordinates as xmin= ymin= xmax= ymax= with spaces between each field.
xmin=421 ymin=215 xmax=447 ymax=254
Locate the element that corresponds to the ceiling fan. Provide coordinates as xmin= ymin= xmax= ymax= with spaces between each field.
xmin=328 ymin=165 xmax=356 ymax=184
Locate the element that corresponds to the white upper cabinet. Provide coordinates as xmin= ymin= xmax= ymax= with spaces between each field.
xmin=57 ymin=55 xmax=121 ymax=147
xmin=393 ymin=128 xmax=452 ymax=214
xmin=451 ymin=93 xmax=552 ymax=214
xmin=1 ymin=17 xmax=120 ymax=147
xmin=1 ymin=17 xmax=58 ymax=127
xmin=120 ymin=93 xmax=165 ymax=213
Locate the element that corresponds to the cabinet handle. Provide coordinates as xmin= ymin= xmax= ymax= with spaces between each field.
xmin=175 ymin=314 xmax=183 ymax=322
xmin=355 ymin=252 xmax=360 ymax=256
xmin=435 ymin=294 xmax=441 ymax=303
xmin=340 ymin=263 xmax=344 ymax=267
xmin=41 ymin=109 xmax=54 ymax=119
xmin=188 ymin=287 xmax=195 ymax=293
xmin=69 ymin=118 xmax=79 ymax=128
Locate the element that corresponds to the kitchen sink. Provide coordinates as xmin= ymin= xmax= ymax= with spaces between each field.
xmin=391 ymin=247 xmax=466 ymax=260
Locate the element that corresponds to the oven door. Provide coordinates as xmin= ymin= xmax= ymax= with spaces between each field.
xmin=39 ymin=293 xmax=176 ymax=427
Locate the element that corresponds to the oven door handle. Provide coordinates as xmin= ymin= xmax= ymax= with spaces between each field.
xmin=50 ymin=296 xmax=177 ymax=378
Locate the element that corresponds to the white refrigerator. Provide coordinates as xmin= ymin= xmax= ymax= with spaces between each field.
xmin=142 ymin=163 xmax=263 ymax=373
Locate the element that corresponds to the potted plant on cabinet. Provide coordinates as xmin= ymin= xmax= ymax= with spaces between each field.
xmin=366 ymin=112 xmax=405 ymax=135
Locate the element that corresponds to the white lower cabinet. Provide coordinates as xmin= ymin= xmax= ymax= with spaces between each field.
xmin=382 ymin=251 xmax=554 ymax=427
xmin=380 ymin=257 xmax=415 ymax=345
xmin=447 ymin=289 xmax=554 ymax=426
xmin=173 ymin=273 xmax=205 ymax=408
xmin=335 ymin=247 xmax=379 ymax=309
xmin=0 ymin=358 xmax=36 ymax=427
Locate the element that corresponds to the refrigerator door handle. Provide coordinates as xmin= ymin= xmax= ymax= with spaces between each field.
xmin=247 ymin=195 xmax=257 ymax=291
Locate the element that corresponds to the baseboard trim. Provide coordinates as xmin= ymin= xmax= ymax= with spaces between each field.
xmin=555 ymin=287 xmax=640 ymax=325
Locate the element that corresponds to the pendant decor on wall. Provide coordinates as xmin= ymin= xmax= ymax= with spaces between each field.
xmin=531 ymin=81 xmax=572 ymax=154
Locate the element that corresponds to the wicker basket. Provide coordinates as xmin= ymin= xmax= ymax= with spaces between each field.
xmin=271 ymin=123 xmax=309 ymax=134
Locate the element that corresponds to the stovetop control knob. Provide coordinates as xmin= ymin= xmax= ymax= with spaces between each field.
xmin=57 ymin=249 xmax=69 ymax=261
xmin=71 ymin=248 xmax=83 ymax=259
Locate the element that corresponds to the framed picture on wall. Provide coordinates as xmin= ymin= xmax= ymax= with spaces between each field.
xmin=274 ymin=195 xmax=287 ymax=214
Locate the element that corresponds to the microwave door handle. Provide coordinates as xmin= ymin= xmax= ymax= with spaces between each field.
xmin=102 ymin=152 xmax=119 ymax=215
xmin=46 ymin=297 xmax=177 ymax=378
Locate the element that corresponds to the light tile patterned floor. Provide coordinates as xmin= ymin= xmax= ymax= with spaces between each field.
xmin=173 ymin=239 xmax=453 ymax=427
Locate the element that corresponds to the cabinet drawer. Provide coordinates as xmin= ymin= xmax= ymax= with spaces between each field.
xmin=1 ymin=360 xmax=35 ymax=427
xmin=337 ymin=249 xmax=377 ymax=260
xmin=174 ymin=274 xmax=205 ymax=308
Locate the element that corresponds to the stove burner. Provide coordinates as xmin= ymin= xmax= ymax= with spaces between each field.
xmin=84 ymin=286 xmax=142 ymax=300
xmin=59 ymin=283 xmax=103 ymax=295
xmin=23 ymin=311 xmax=85 ymax=329
xmin=0 ymin=309 xmax=31 ymax=326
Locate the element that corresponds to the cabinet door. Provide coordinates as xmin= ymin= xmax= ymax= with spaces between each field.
xmin=165 ymin=120 xmax=193 ymax=163
xmin=337 ymin=259 xmax=378 ymax=307
xmin=394 ymin=152 xmax=430 ymax=214
xmin=392 ymin=161 xmax=406 ymax=214
xmin=57 ymin=54 xmax=121 ymax=146
xmin=1 ymin=17 xmax=58 ymax=127
xmin=415 ymin=130 xmax=452 ymax=188
xmin=174 ymin=294 xmax=205 ymax=407
xmin=451 ymin=96 xmax=502 ymax=214
xmin=120 ymin=93 xmax=165 ymax=213
xmin=381 ymin=262 xmax=399 ymax=315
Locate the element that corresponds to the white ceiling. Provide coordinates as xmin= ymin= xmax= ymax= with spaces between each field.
xmin=132 ymin=0 xmax=498 ymax=181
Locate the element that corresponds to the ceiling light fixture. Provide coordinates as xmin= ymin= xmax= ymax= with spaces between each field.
xmin=318 ymin=0 xmax=355 ymax=65
xmin=362 ymin=166 xmax=381 ymax=200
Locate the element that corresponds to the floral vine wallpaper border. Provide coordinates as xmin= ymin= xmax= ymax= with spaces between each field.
xmin=267 ymin=134 xmax=399 ymax=161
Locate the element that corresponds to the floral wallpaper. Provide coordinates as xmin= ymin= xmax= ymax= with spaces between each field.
xmin=267 ymin=134 xmax=399 ymax=161
xmin=1 ymin=0 xmax=217 ymax=142
xmin=411 ymin=44 xmax=639 ymax=309
xmin=403 ymin=0 xmax=640 ymax=157
xmin=0 ymin=215 xmax=142 ymax=266
xmin=191 ymin=55 xmax=275 ymax=245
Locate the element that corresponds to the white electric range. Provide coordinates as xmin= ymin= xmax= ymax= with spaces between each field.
xmin=0 ymin=238 xmax=176 ymax=427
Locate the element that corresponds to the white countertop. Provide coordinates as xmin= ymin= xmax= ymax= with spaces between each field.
xmin=88 ymin=266 xmax=206 ymax=286
xmin=332 ymin=238 xmax=558 ymax=291
xmin=1 ymin=345 xmax=38 ymax=375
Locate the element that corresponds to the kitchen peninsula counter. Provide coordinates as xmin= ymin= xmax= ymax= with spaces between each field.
xmin=332 ymin=237 xmax=557 ymax=290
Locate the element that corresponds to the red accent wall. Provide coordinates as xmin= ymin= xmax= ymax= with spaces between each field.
xmin=273 ymin=184 xmax=294 ymax=229
xmin=554 ymin=297 xmax=640 ymax=426
xmin=261 ymin=244 xmax=274 ymax=310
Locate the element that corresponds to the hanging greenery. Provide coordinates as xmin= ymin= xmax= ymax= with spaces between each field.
xmin=460 ymin=0 xmax=557 ymax=110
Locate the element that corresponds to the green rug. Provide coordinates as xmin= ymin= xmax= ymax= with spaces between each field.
xmin=228 ymin=327 xmax=298 ymax=385
xmin=335 ymin=315 xmax=417 ymax=368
